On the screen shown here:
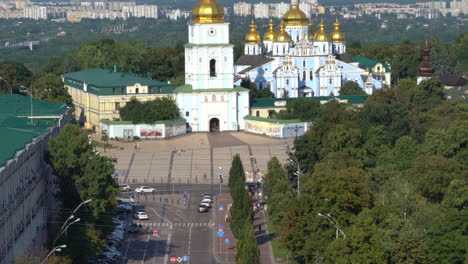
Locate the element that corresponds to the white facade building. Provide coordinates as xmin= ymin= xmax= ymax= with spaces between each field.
xmin=24 ymin=6 xmax=47 ymax=19
xmin=176 ymin=0 xmax=249 ymax=132
xmin=234 ymin=0 xmax=391 ymax=98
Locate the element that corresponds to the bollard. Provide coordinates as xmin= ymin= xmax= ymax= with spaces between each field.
xmin=145 ymin=195 xmax=147 ymax=200
xmin=172 ymin=199 xmax=173 ymax=204
xmin=153 ymin=195 xmax=155 ymax=201
xmin=153 ymin=178 xmax=155 ymax=183
xmin=160 ymin=197 xmax=162 ymax=202
xmin=179 ymin=178 xmax=181 ymax=183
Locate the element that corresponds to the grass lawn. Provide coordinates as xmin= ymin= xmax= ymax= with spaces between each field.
xmin=267 ymin=221 xmax=296 ymax=263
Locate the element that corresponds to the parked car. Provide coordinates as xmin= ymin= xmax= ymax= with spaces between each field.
xmin=202 ymin=195 xmax=213 ymax=203
xmin=127 ymin=223 xmax=139 ymax=233
xmin=135 ymin=186 xmax=156 ymax=193
xmin=201 ymin=198 xmax=213 ymax=206
xmin=200 ymin=201 xmax=210 ymax=209
xmin=198 ymin=204 xmax=209 ymax=213
xmin=134 ymin=209 xmax=149 ymax=220
xmin=116 ymin=203 xmax=132 ymax=212
xmin=117 ymin=196 xmax=135 ymax=203
xmin=120 ymin=184 xmax=131 ymax=192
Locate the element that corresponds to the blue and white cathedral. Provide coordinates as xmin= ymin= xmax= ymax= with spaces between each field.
xmin=234 ymin=0 xmax=390 ymax=97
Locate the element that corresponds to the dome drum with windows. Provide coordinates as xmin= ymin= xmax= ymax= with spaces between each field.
xmin=192 ymin=0 xmax=224 ymax=23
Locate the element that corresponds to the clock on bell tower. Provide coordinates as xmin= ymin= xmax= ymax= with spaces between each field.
xmin=185 ymin=0 xmax=234 ymax=90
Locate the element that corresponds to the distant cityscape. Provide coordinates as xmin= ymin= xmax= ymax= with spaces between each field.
xmin=0 ymin=0 xmax=467 ymax=21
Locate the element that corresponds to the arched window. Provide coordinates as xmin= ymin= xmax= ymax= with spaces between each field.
xmin=259 ymin=82 xmax=263 ymax=89
xmin=303 ymin=60 xmax=306 ymax=67
xmin=329 ymin=78 xmax=332 ymax=84
xmin=256 ymin=111 xmax=260 ymax=117
xmin=135 ymin=88 xmax=139 ymax=94
xmin=210 ymin=59 xmax=216 ymax=77
xmin=303 ymin=71 xmax=306 ymax=81
xmin=286 ymin=79 xmax=290 ymax=85
xmin=296 ymin=35 xmax=299 ymax=42
xmin=310 ymin=70 xmax=313 ymax=80
xmin=282 ymin=46 xmax=285 ymax=54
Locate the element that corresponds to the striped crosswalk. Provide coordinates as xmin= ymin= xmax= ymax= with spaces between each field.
xmin=136 ymin=222 xmax=210 ymax=227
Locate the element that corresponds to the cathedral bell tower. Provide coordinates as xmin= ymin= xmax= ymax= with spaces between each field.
xmin=185 ymin=0 xmax=234 ymax=90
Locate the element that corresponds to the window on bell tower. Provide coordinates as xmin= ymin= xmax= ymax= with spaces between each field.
xmin=210 ymin=59 xmax=216 ymax=77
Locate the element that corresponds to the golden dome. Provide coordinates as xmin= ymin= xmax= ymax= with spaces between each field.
xmin=308 ymin=21 xmax=315 ymax=41
xmin=314 ymin=20 xmax=329 ymax=42
xmin=263 ymin=19 xmax=277 ymax=41
xmin=282 ymin=4 xmax=308 ymax=26
xmin=275 ymin=24 xmax=292 ymax=42
xmin=245 ymin=20 xmax=261 ymax=44
xmin=192 ymin=0 xmax=224 ymax=24
xmin=331 ymin=19 xmax=345 ymax=43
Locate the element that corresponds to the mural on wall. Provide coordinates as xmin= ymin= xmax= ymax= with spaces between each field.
xmin=165 ymin=123 xmax=186 ymax=137
xmin=245 ymin=120 xmax=282 ymax=138
xmin=282 ymin=124 xmax=305 ymax=138
xmin=140 ymin=127 xmax=163 ymax=137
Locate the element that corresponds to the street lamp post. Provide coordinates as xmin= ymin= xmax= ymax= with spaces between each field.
xmin=40 ymin=244 xmax=66 ymax=264
xmin=53 ymin=199 xmax=91 ymax=247
xmin=318 ymin=213 xmax=346 ymax=239
xmin=282 ymin=142 xmax=302 ymax=198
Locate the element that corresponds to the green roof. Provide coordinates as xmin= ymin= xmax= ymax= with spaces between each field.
xmin=100 ymin=117 xmax=186 ymax=125
xmin=0 ymin=95 xmax=68 ymax=167
xmin=244 ymin=115 xmax=303 ymax=124
xmin=175 ymin=84 xmax=249 ymax=93
xmin=251 ymin=95 xmax=368 ymax=108
xmin=62 ymin=68 xmax=170 ymax=88
xmin=353 ymin=56 xmax=391 ymax=72
xmin=0 ymin=94 xmax=69 ymax=117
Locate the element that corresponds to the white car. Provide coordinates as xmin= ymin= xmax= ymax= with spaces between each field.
xmin=200 ymin=201 xmax=211 ymax=208
xmin=135 ymin=186 xmax=156 ymax=193
xmin=202 ymin=197 xmax=213 ymax=203
xmin=120 ymin=184 xmax=131 ymax=192
xmin=117 ymin=196 xmax=135 ymax=203
xmin=134 ymin=210 xmax=149 ymax=220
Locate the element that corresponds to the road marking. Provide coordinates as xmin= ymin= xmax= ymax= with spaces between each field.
xmin=122 ymin=234 xmax=132 ymax=263
xmin=141 ymin=233 xmax=150 ymax=264
xmin=149 ymin=207 xmax=173 ymax=229
xmin=187 ymin=224 xmax=193 ymax=264
xmin=163 ymin=233 xmax=172 ymax=264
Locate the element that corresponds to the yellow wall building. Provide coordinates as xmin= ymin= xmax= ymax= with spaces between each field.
xmin=62 ymin=68 xmax=174 ymax=132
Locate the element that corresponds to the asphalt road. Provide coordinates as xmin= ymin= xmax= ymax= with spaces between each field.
xmin=120 ymin=184 xmax=223 ymax=264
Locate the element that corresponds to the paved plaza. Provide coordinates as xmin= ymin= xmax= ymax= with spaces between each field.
xmin=101 ymin=132 xmax=293 ymax=186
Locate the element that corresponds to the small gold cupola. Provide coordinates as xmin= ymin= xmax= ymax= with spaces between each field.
xmin=245 ymin=20 xmax=261 ymax=44
xmin=192 ymin=0 xmax=224 ymax=24
xmin=275 ymin=24 xmax=292 ymax=42
xmin=314 ymin=20 xmax=329 ymax=42
xmin=263 ymin=19 xmax=277 ymax=42
xmin=331 ymin=18 xmax=345 ymax=43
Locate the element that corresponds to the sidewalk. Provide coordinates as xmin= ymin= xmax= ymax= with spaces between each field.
xmin=215 ymin=192 xmax=237 ymax=263
xmin=254 ymin=203 xmax=275 ymax=264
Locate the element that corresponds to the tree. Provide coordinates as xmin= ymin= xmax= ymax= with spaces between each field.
xmin=236 ymin=218 xmax=260 ymax=264
xmin=323 ymin=214 xmax=388 ymax=264
xmin=276 ymin=98 xmax=321 ymax=121
xmin=407 ymin=155 xmax=461 ymax=203
xmin=263 ymin=157 xmax=294 ymax=225
xmin=119 ymin=97 xmax=180 ymax=124
xmin=339 ymin=81 xmax=366 ymax=95
xmin=427 ymin=209 xmax=468 ymax=264
xmin=31 ymin=73 xmax=72 ymax=105
xmin=228 ymin=155 xmax=252 ymax=239
xmin=391 ymin=229 xmax=434 ymax=264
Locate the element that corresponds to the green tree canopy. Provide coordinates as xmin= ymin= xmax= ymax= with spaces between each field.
xmin=339 ymin=81 xmax=367 ymax=96
xmin=119 ymin=97 xmax=180 ymax=124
